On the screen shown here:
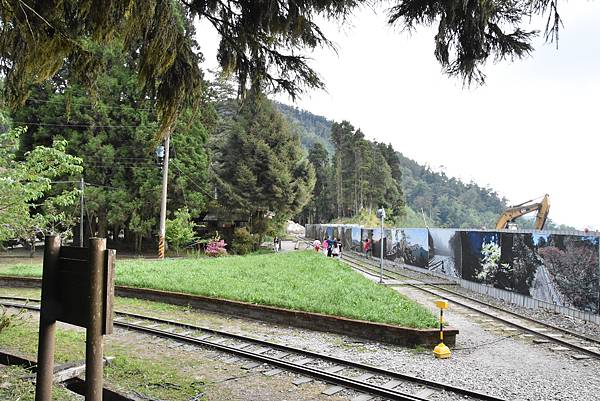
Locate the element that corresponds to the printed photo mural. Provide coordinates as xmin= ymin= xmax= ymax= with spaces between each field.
xmin=428 ymin=229 xmax=462 ymax=278
xmin=371 ymin=228 xmax=385 ymax=259
xmin=460 ymin=231 xmax=501 ymax=284
xmin=309 ymin=224 xmax=599 ymax=315
xmin=350 ymin=227 xmax=362 ymax=253
xmin=306 ymin=224 xmax=316 ymax=240
xmin=386 ymin=229 xmax=402 ymax=261
xmin=532 ymin=234 xmax=600 ymax=314
xmin=496 ymin=233 xmax=538 ymax=296
xmin=386 ymin=228 xmax=429 ymax=268
xmin=361 ymin=229 xmax=371 ymax=242
xmin=341 ymin=228 xmax=352 ymax=252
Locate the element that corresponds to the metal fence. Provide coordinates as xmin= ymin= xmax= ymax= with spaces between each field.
xmin=394 ymin=259 xmax=600 ymax=324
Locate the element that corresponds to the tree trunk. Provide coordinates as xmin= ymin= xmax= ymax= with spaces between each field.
xmin=29 ymin=237 xmax=35 ymax=258
xmin=336 ymin=152 xmax=342 ymax=218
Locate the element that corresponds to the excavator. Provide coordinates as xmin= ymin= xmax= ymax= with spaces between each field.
xmin=495 ymin=194 xmax=551 ymax=230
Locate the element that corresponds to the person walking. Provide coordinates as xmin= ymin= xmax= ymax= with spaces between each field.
xmin=363 ymin=238 xmax=372 ymax=259
xmin=337 ymin=238 xmax=343 ymax=259
xmin=332 ymin=238 xmax=339 ymax=258
xmin=327 ymin=238 xmax=333 ymax=257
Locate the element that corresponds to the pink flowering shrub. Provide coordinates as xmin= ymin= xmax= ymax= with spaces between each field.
xmin=205 ymin=239 xmax=227 ymax=257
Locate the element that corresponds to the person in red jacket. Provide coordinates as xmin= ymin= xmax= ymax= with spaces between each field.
xmin=363 ymin=238 xmax=371 ymax=259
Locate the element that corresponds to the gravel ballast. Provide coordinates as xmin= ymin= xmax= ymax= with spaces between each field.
xmin=2 ymin=282 xmax=599 ymax=401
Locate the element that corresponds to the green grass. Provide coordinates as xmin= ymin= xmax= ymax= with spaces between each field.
xmin=0 ymin=317 xmax=205 ymax=400
xmin=0 ymin=251 xmax=437 ymax=328
xmin=0 ymin=318 xmax=86 ymax=363
xmin=105 ymin=355 xmax=204 ymax=400
xmin=0 ymin=263 xmax=40 ymax=277
xmin=0 ymin=365 xmax=80 ymax=401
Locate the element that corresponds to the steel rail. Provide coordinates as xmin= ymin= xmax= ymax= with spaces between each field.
xmin=341 ymin=254 xmax=600 ymax=359
xmin=0 ymin=297 xmax=506 ymax=401
xmin=341 ymin=252 xmax=600 ymax=345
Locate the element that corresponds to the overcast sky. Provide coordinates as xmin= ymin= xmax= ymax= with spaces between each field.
xmin=197 ymin=3 xmax=600 ymax=230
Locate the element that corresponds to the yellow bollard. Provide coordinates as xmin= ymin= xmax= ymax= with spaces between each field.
xmin=433 ymin=299 xmax=451 ymax=359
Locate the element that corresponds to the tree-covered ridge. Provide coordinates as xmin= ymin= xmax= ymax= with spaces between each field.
xmin=280 ymin=103 xmax=514 ymax=228
xmin=396 ymin=152 xmax=507 ymax=228
xmin=274 ymin=102 xmax=334 ymax=154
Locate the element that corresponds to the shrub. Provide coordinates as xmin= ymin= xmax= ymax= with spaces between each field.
xmin=166 ymin=208 xmax=197 ymax=255
xmin=230 ymin=227 xmax=258 ymax=255
xmin=205 ymin=235 xmax=227 ymax=257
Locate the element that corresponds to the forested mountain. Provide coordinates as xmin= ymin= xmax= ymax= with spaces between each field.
xmin=275 ymin=102 xmax=334 ymax=155
xmin=279 ymin=103 xmax=511 ymax=228
xmin=396 ymin=153 xmax=506 ymax=228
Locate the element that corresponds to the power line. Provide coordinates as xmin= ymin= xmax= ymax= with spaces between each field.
xmin=168 ymin=139 xmax=214 ymax=201
xmin=171 ymin=162 xmax=213 ymax=200
xmin=25 ymin=97 xmax=157 ymax=113
xmin=84 ymin=163 xmax=158 ymax=169
xmin=12 ymin=121 xmax=147 ymax=129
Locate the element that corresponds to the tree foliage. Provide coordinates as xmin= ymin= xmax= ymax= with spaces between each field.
xmin=211 ymin=92 xmax=315 ymax=238
xmin=285 ymin=105 xmax=518 ymax=228
xmin=230 ymin=227 xmax=259 ymax=255
xmin=12 ymin=51 xmax=212 ymax=252
xmin=0 ymin=126 xmax=82 ymax=247
xmin=387 ymin=0 xmax=562 ymax=84
xmin=166 ymin=208 xmax=197 ymax=255
xmin=1 ymin=0 xmax=569 ymax=142
xmin=0 ymin=0 xmax=359 ymax=138
xmin=275 ymin=102 xmax=334 ymax=154
xmin=293 ymin=118 xmax=405 ymax=225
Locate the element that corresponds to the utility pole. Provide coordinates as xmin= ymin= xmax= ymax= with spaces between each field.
xmin=158 ymin=135 xmax=170 ymax=259
xmin=80 ymin=177 xmax=84 ymax=247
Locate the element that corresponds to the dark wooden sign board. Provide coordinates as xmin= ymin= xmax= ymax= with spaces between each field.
xmin=54 ymin=246 xmax=115 ymax=334
xmin=35 ymin=237 xmax=115 ymax=401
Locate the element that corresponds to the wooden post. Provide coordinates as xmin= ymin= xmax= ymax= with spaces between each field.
xmin=86 ymin=238 xmax=106 ymax=401
xmin=35 ymin=236 xmax=61 ymax=401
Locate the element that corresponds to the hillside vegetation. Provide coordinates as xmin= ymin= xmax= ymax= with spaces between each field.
xmin=282 ymin=103 xmax=509 ymax=228
xmin=275 ymin=102 xmax=334 ymax=154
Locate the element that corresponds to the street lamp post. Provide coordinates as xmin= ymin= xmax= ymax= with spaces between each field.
xmin=376 ymin=207 xmax=386 ymax=284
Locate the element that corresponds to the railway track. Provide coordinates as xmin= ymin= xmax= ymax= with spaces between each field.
xmin=340 ymin=252 xmax=600 ymax=361
xmin=0 ymin=294 xmax=506 ymax=401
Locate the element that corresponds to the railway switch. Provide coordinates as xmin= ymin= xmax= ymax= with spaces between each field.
xmin=433 ymin=299 xmax=451 ymax=359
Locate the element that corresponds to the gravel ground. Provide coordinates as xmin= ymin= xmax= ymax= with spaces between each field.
xmin=435 ymin=284 xmax=600 ymax=341
xmin=3 ymin=278 xmax=600 ymax=401
xmin=348 ymin=252 xmax=600 ymax=341
xmin=112 ymin=288 xmax=600 ymax=401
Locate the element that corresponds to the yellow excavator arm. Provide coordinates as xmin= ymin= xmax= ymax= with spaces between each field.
xmin=495 ymin=194 xmax=550 ymax=230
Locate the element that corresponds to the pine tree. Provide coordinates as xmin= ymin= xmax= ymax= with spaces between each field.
xmin=213 ymin=93 xmax=315 ymax=238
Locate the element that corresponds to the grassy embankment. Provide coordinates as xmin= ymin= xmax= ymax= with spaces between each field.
xmin=0 ymin=251 xmax=437 ymax=328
